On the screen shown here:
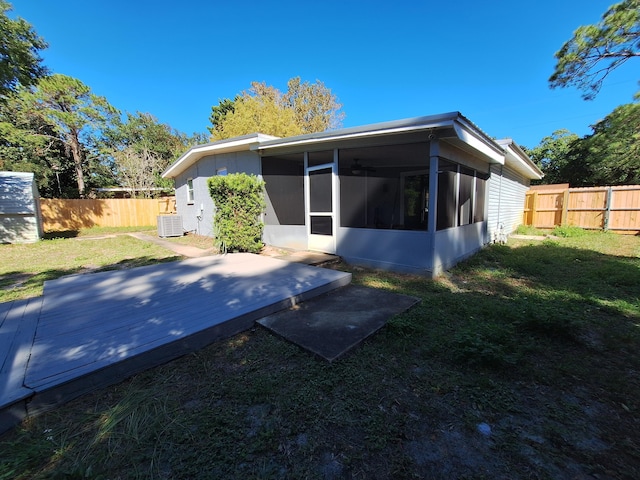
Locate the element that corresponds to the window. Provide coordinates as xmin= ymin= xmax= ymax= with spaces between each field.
xmin=436 ymin=159 xmax=488 ymax=231
xmin=187 ymin=178 xmax=194 ymax=204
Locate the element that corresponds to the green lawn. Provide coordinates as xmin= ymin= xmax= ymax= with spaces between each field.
xmin=0 ymin=227 xmax=179 ymax=303
xmin=1 ymin=229 xmax=639 ymax=479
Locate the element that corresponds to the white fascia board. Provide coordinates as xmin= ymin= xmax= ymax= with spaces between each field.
xmin=162 ymin=134 xmax=279 ymax=178
xmin=453 ymin=120 xmax=505 ymax=165
xmin=502 ymin=142 xmax=544 ymax=180
xmin=254 ymin=121 xmax=455 ymax=152
xmin=255 ymin=113 xmax=463 ymax=152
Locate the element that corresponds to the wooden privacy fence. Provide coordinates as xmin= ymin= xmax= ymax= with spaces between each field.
xmin=523 ymin=185 xmax=640 ymax=234
xmin=40 ymin=197 xmax=176 ymax=232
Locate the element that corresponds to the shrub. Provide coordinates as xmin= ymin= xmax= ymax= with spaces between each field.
xmin=208 ymin=173 xmax=266 ymax=253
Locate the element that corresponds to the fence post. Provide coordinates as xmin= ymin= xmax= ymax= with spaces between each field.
xmin=561 ymin=189 xmax=570 ymax=226
xmin=604 ymin=186 xmax=613 ymax=231
xmin=531 ymin=191 xmax=538 ymax=227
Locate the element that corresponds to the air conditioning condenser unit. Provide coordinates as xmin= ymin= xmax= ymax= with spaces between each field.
xmin=157 ymin=215 xmax=183 ymax=237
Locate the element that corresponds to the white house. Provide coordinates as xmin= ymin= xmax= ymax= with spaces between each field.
xmin=162 ymin=112 xmax=543 ymax=276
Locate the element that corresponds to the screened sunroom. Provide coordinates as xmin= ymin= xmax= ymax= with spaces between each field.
xmin=258 ymin=113 xmax=503 ymax=276
xmin=163 ymin=112 xmax=542 ymax=277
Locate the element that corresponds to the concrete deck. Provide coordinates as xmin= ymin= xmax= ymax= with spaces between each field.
xmin=0 ymin=253 xmax=351 ymax=433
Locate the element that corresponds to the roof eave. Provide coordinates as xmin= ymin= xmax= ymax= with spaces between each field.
xmin=255 ymin=112 xmax=463 ymax=152
xmin=451 ymin=117 xmax=505 ymax=164
xmin=497 ymin=139 xmax=544 ymax=180
xmin=256 ymin=112 xmax=506 ymax=164
xmin=162 ymin=133 xmax=279 ymax=179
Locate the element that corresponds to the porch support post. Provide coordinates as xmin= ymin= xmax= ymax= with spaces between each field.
xmin=428 ymin=140 xmax=439 ymax=233
xmin=428 ymin=139 xmax=439 ymax=275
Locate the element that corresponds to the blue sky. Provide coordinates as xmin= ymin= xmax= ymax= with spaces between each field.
xmin=10 ymin=0 xmax=639 ymax=149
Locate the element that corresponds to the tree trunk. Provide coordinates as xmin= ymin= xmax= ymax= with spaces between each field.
xmin=68 ymin=130 xmax=85 ymax=197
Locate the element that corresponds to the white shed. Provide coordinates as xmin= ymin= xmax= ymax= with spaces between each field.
xmin=0 ymin=172 xmax=43 ymax=243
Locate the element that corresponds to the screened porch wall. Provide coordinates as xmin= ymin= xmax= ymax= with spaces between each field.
xmin=431 ymin=221 xmax=487 ymax=275
xmin=261 ymin=153 xmax=307 ymax=250
xmin=260 ymin=138 xmax=495 ymax=275
xmin=338 ymin=142 xmax=430 ymax=231
xmin=336 ymin=227 xmax=432 ymax=274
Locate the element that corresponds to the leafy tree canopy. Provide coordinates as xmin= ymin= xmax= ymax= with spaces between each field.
xmin=0 ymin=90 xmax=70 ymax=196
xmin=102 ymin=112 xmax=188 ymax=197
xmin=528 ymin=129 xmax=582 ymax=185
xmin=0 ymin=1 xmax=48 ymax=98
xmin=284 ymin=77 xmax=345 ymax=133
xmin=208 ymin=96 xmax=238 ymax=135
xmin=549 ymin=0 xmax=640 ymax=99
xmin=212 ymin=91 xmax=303 ymax=141
xmin=530 ymin=100 xmax=640 ymax=186
xmin=209 ymin=77 xmax=344 ymax=140
xmin=581 ymin=100 xmax=640 ymax=184
xmin=14 ymin=74 xmax=119 ymax=196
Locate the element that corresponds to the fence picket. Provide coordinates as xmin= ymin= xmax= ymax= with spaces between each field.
xmin=523 ymin=186 xmax=640 ymax=234
xmin=40 ymin=198 xmax=176 ymax=232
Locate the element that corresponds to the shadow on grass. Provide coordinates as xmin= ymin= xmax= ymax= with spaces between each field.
xmin=0 ymin=255 xmax=182 ymax=303
xmin=42 ymin=231 xmax=80 ymax=240
xmin=2 ymin=239 xmax=639 ymax=479
xmin=457 ymin=242 xmax=639 ymax=310
xmin=395 ymin=241 xmax=640 ymax=373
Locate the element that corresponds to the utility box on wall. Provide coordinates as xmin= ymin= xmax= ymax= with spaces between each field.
xmin=157 ymin=215 xmax=183 ymax=237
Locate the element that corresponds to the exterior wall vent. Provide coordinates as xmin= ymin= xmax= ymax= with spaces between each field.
xmin=157 ymin=215 xmax=183 ymax=237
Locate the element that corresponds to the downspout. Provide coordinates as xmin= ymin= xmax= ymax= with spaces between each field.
xmin=495 ymin=164 xmax=504 ymax=243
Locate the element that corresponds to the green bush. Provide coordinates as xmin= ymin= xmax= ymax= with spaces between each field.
xmin=208 ymin=173 xmax=266 ymax=253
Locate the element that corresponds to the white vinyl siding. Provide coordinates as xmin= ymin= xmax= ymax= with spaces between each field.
xmin=487 ymin=164 xmax=531 ymax=242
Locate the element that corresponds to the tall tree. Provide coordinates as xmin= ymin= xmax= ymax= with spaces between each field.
xmin=528 ymin=129 xmax=582 ymax=185
xmin=549 ymin=0 xmax=640 ymax=99
xmin=0 ymin=90 xmax=70 ymax=196
xmin=103 ymin=112 xmax=187 ymax=197
xmin=207 ymin=97 xmax=237 ymax=137
xmin=530 ymin=100 xmax=640 ymax=186
xmin=20 ymin=74 xmax=119 ymax=196
xmin=209 ymin=77 xmax=344 ymax=140
xmin=580 ymin=100 xmax=640 ymax=185
xmin=283 ymin=77 xmax=345 ymax=132
xmin=211 ymin=88 xmax=303 ymax=141
xmin=0 ymin=1 xmax=48 ymax=98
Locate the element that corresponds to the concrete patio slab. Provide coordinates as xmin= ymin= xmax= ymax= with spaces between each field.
xmin=257 ymin=285 xmax=420 ymax=362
